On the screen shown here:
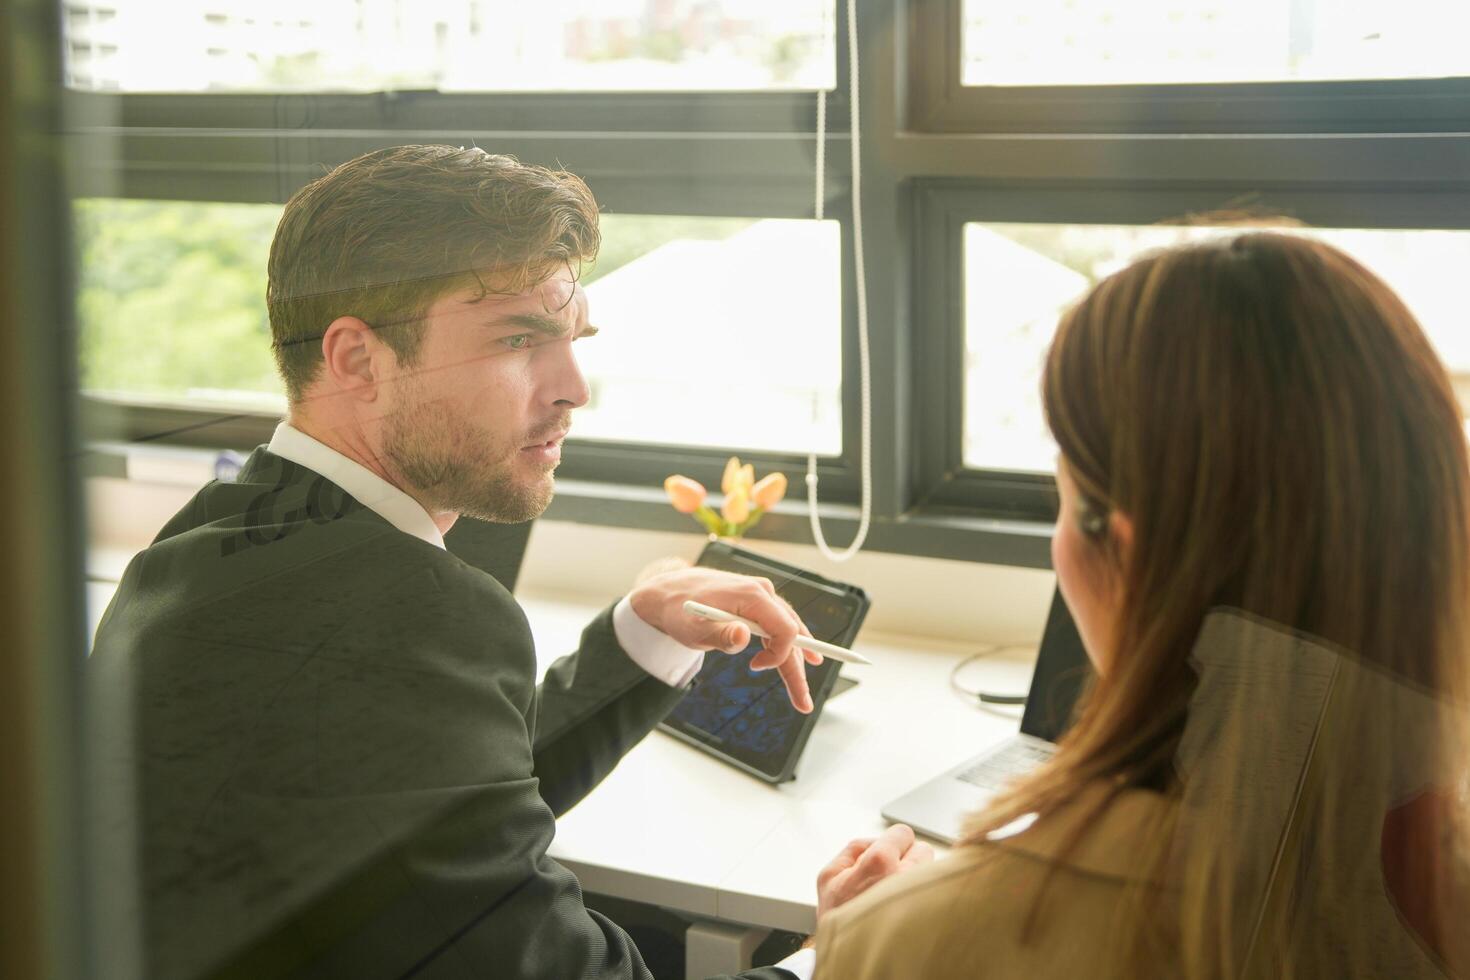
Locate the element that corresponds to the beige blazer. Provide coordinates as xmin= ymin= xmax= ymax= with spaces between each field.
xmin=813 ymin=783 xmax=1177 ymax=980
xmin=812 ymin=608 xmax=1461 ymax=979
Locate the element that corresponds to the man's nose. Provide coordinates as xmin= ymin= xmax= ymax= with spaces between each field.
xmin=542 ymin=338 xmax=591 ymax=409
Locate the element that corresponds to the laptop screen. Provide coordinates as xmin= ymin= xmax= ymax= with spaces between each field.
xmin=443 ymin=517 xmax=533 ymax=593
xmin=1019 ymin=590 xmax=1094 ymax=742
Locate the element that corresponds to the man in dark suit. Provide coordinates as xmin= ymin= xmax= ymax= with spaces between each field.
xmin=88 ymin=145 xmax=929 ymax=980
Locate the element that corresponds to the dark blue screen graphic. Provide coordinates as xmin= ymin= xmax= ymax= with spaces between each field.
xmin=661 ymin=547 xmax=862 ymax=778
xmin=665 ymin=638 xmax=824 ymax=763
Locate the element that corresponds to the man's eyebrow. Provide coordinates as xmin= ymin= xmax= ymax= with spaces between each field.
xmin=484 ymin=313 xmax=599 ymax=339
xmin=483 ymin=313 xmax=570 ymax=337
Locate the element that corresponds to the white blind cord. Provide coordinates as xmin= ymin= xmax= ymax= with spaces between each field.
xmin=807 ymin=0 xmax=872 ymax=562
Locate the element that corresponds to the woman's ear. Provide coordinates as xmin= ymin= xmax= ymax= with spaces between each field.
xmin=1108 ymin=510 xmax=1135 ymax=562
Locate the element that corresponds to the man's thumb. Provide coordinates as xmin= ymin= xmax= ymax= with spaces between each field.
xmin=722 ymin=622 xmax=750 ymax=653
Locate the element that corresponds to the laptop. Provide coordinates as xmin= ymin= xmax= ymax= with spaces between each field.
xmin=881 ymin=590 xmax=1093 ymax=844
xmin=443 ymin=517 xmax=534 ymax=593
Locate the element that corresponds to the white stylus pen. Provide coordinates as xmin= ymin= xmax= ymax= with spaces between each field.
xmin=682 ymin=600 xmax=873 ymax=665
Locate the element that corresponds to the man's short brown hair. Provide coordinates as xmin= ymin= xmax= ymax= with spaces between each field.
xmin=267 ymin=145 xmax=601 ymax=402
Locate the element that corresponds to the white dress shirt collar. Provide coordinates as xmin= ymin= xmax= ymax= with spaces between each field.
xmin=266 ymin=422 xmax=446 ymax=550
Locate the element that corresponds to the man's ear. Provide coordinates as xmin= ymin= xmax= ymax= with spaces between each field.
xmin=319 ymin=316 xmax=384 ymax=400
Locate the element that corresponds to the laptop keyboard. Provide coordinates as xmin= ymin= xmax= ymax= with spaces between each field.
xmin=956 ymin=740 xmax=1055 ymax=789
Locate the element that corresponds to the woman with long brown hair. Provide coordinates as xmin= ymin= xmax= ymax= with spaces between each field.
xmin=813 ymin=232 xmax=1470 ymax=979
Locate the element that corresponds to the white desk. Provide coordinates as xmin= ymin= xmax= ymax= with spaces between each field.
xmin=520 ymin=591 xmax=1038 ymax=967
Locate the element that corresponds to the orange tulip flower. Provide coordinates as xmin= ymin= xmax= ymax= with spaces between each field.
xmin=751 ymin=472 xmax=787 ymax=510
xmin=668 ymin=458 xmax=784 ymax=538
xmin=721 ymin=456 xmax=742 ymax=495
xmin=664 ymin=475 xmax=707 ymax=514
xmin=722 ymin=486 xmax=751 ymax=525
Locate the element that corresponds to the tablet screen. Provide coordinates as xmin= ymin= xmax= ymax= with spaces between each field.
xmin=659 ymin=545 xmax=866 ymax=781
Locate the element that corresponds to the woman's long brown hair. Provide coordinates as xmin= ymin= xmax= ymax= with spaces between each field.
xmin=965 ymin=232 xmax=1470 ymax=978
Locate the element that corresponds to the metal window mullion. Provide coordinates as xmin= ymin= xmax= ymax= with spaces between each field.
xmin=69 ymin=127 xmax=856 ymax=208
xmin=85 ymin=90 xmax=855 ymax=136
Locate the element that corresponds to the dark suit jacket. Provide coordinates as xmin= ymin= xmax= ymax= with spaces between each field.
xmin=89 ymin=447 xmax=794 ymax=980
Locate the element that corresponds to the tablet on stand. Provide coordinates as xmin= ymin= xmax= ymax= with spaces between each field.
xmin=657 ymin=541 xmax=871 ymax=784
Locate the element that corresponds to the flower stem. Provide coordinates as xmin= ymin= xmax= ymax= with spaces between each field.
xmin=693 ymin=504 xmax=723 ymax=536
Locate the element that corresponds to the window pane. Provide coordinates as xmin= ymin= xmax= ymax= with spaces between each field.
xmin=963 ymin=0 xmax=1470 ymax=87
xmin=62 ymin=1 xmax=835 ymax=93
xmin=580 ymin=215 xmax=842 ymax=454
xmin=963 ymin=222 xmax=1470 ymax=472
xmin=75 ymin=198 xmax=286 ymax=411
xmin=75 ymin=200 xmax=842 ymax=455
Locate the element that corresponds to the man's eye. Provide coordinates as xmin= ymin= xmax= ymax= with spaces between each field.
xmin=502 ymin=334 xmax=532 ymax=350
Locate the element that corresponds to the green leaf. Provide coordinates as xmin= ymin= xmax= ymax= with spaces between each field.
xmin=693 ymin=507 xmax=722 ymax=535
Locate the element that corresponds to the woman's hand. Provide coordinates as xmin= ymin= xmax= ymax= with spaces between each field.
xmin=816 ymin=824 xmax=935 ymax=921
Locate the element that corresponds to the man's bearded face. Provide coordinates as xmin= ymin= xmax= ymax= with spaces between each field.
xmin=379 ymin=273 xmax=591 ymax=524
xmin=383 ymin=369 xmax=566 ymax=523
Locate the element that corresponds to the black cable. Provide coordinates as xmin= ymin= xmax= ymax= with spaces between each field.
xmin=949 ymin=646 xmax=1028 ymax=707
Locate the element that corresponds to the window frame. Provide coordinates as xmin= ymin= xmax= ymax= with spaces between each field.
xmin=914 ymin=181 xmax=1470 ymax=516
xmin=70 ymin=6 xmax=883 ymax=534
xmin=908 ymin=0 xmax=1470 ymax=134
xmin=70 ymin=0 xmax=1470 ymax=569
